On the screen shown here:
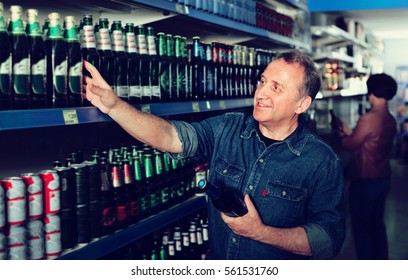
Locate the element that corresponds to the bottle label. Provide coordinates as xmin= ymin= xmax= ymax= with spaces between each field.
xmin=0 ymin=187 xmax=5 ymax=229
xmin=125 ymin=33 xmax=137 ymax=53
xmin=150 ymin=193 xmax=158 ymax=208
xmin=13 ymin=58 xmax=30 ymax=94
xmin=151 ymin=85 xmax=161 ymax=98
xmin=68 ymin=62 xmax=82 ymax=94
xmin=129 ymin=85 xmax=142 ymax=98
xmin=32 ymin=58 xmax=46 ymax=75
xmin=111 ymin=30 xmax=125 ymax=52
xmin=31 ymin=58 xmax=46 ymax=94
xmin=0 ymin=57 xmax=11 ymax=94
xmin=53 ymin=60 xmax=67 ymax=94
xmin=147 ymin=36 xmax=157 ymax=55
xmin=142 ymin=86 xmax=151 ymax=99
xmin=137 ymin=35 xmax=148 ymax=55
xmin=44 ymin=214 xmax=61 ymax=258
xmin=82 ymin=26 xmax=96 ymax=48
xmin=97 ymin=28 xmax=112 ymax=51
xmin=115 ymin=85 xmax=129 ymax=98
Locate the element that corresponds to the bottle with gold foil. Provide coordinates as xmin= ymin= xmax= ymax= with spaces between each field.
xmin=9 ymin=5 xmax=30 ymax=109
xmin=26 ymin=9 xmax=46 ymax=109
xmin=45 ymin=12 xmax=67 ymax=108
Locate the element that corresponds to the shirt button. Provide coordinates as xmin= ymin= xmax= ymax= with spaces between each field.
xmin=282 ymin=191 xmax=287 ymax=197
xmin=232 ymin=237 xmax=237 ymax=243
xmin=223 ymin=169 xmax=228 ymax=174
xmin=259 ymin=158 xmax=264 ymax=163
xmin=248 ymin=185 xmax=254 ymax=190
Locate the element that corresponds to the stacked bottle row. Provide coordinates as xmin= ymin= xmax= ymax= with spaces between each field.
xmin=102 ymin=210 xmax=209 ymax=260
xmin=0 ymin=2 xmax=276 ymax=111
xmin=0 ymin=143 xmax=206 ymax=260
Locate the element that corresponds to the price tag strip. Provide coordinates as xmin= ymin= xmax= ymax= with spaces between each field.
xmin=62 ymin=110 xmax=79 ymax=125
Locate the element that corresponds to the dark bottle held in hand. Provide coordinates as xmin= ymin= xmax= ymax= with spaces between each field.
xmin=197 ymin=179 xmax=248 ymax=217
xmin=329 ymin=109 xmax=343 ymax=134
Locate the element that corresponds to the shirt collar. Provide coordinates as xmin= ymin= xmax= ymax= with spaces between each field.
xmin=241 ymin=114 xmax=311 ymax=156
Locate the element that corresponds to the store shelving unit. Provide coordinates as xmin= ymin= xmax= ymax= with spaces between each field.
xmin=57 ymin=195 xmax=207 ymax=260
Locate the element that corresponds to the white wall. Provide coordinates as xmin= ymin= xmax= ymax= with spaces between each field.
xmin=382 ymin=39 xmax=408 ymax=77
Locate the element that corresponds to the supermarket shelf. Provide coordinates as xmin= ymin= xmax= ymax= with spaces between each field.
xmin=312 ymin=25 xmax=370 ymax=49
xmin=131 ymin=0 xmax=311 ymax=52
xmin=315 ymin=89 xmax=366 ymax=99
xmin=0 ymin=98 xmax=253 ymax=131
xmin=57 ymin=195 xmax=207 ymax=260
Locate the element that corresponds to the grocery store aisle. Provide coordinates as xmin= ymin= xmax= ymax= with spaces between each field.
xmin=335 ymin=159 xmax=408 ymax=260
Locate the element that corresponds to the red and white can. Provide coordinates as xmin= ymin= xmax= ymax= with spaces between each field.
xmin=39 ymin=170 xmax=60 ymax=215
xmin=21 ymin=173 xmax=44 ymax=220
xmin=7 ymin=225 xmax=27 ymax=260
xmin=0 ymin=184 xmax=5 ymax=231
xmin=44 ymin=214 xmax=61 ymax=259
xmin=0 ymin=231 xmax=6 ymax=260
xmin=1 ymin=177 xmax=27 ymax=226
xmin=27 ymin=219 xmax=45 ymax=260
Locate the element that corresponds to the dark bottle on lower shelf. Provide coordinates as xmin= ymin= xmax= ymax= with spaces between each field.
xmin=0 ymin=3 xmax=12 ymax=110
xmin=99 ymin=158 xmax=115 ymax=236
xmin=111 ymin=161 xmax=128 ymax=230
xmin=197 ymin=179 xmax=248 ymax=217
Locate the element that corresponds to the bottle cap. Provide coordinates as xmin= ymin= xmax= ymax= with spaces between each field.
xmin=197 ymin=179 xmax=207 ymax=189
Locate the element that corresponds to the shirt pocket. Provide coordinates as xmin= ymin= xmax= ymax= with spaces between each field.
xmin=211 ymin=156 xmax=245 ymax=189
xmin=260 ymin=180 xmax=306 ymax=227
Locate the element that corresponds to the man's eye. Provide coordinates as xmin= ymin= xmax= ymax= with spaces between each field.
xmin=273 ymin=85 xmax=282 ymax=93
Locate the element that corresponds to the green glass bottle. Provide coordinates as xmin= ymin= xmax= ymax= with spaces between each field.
xmin=111 ymin=20 xmax=129 ymax=101
xmin=166 ymin=34 xmax=177 ymax=101
xmin=204 ymin=43 xmax=215 ymax=99
xmin=147 ymin=27 xmax=160 ymax=103
xmin=191 ymin=36 xmax=204 ymax=100
xmin=144 ymin=152 xmax=158 ymax=215
xmin=9 ymin=5 xmax=30 ymax=109
xmin=137 ymin=25 xmax=150 ymax=103
xmin=174 ymin=35 xmax=185 ymax=102
xmin=64 ymin=16 xmax=82 ymax=107
xmin=81 ymin=15 xmax=99 ymax=106
xmin=26 ymin=9 xmax=46 ymax=109
xmin=45 ymin=12 xmax=68 ymax=108
xmin=96 ymin=18 xmax=114 ymax=90
xmin=0 ymin=2 xmax=12 ymax=110
xmin=125 ymin=23 xmax=142 ymax=104
xmin=157 ymin=32 xmax=169 ymax=102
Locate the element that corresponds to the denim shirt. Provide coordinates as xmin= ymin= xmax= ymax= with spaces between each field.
xmin=169 ymin=112 xmax=346 ymax=260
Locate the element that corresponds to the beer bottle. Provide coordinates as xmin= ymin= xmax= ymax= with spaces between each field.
xmin=132 ymin=154 xmax=143 ymax=220
xmin=154 ymin=149 xmax=169 ymax=211
xmin=181 ymin=36 xmax=191 ymax=101
xmin=125 ymin=23 xmax=142 ymax=104
xmin=157 ymin=32 xmax=169 ymax=102
xmin=174 ymin=35 xmax=185 ymax=102
xmin=166 ymin=34 xmax=177 ymax=101
xmin=64 ymin=16 xmax=83 ymax=107
xmin=219 ymin=43 xmax=228 ymax=99
xmin=111 ymin=20 xmax=129 ymax=101
xmin=144 ymin=153 xmax=158 ymax=215
xmin=123 ymin=159 xmax=138 ymax=225
xmin=211 ymin=42 xmax=220 ymax=99
xmin=99 ymin=158 xmax=115 ymax=236
xmin=81 ymin=15 xmax=99 ymax=106
xmin=174 ymin=235 xmax=183 ymax=260
xmin=191 ymin=36 xmax=205 ymax=100
xmin=204 ymin=43 xmax=215 ymax=100
xmin=0 ymin=2 xmax=12 ymax=110
xmin=42 ymin=18 xmax=49 ymax=40
xmin=188 ymin=227 xmax=199 ymax=260
xmin=147 ymin=27 xmax=160 ymax=103
xmin=167 ymin=240 xmax=176 ymax=260
xmin=226 ymin=44 xmax=234 ymax=98
xmin=26 ymin=9 xmax=46 ymax=109
xmin=9 ymin=5 xmax=30 ymax=109
xmin=231 ymin=45 xmax=239 ymax=98
xmin=136 ymin=25 xmax=150 ymax=103
xmin=181 ymin=231 xmax=191 ymax=259
xmin=45 ymin=12 xmax=68 ymax=108
xmin=112 ymin=161 xmax=128 ymax=230
xmin=197 ymin=179 xmax=248 ymax=217
xmin=96 ymin=18 xmax=114 ymax=90
xmin=248 ymin=47 xmax=256 ymax=96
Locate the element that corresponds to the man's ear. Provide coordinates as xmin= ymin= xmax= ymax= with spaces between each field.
xmin=295 ymin=96 xmax=312 ymax=114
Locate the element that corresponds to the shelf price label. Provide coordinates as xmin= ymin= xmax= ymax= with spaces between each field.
xmin=141 ymin=104 xmax=151 ymax=113
xmin=62 ymin=110 xmax=79 ymax=125
xmin=219 ymin=100 xmax=226 ymax=110
xmin=192 ymin=102 xmax=200 ymax=112
xmin=175 ymin=3 xmax=185 ymax=14
xmin=245 ymin=99 xmax=253 ymax=106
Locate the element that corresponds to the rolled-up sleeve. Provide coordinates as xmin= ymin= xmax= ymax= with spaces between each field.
xmin=167 ymin=120 xmax=199 ymax=159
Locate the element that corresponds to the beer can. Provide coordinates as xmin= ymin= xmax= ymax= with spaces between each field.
xmin=0 ymin=184 xmax=5 ymax=231
xmin=7 ymin=225 xmax=27 ymax=260
xmin=1 ymin=177 xmax=27 ymax=226
xmin=27 ymin=219 xmax=45 ymax=260
xmin=20 ymin=173 xmax=44 ymax=220
xmin=39 ymin=170 xmax=60 ymax=215
xmin=44 ymin=214 xmax=61 ymax=259
xmin=0 ymin=231 xmax=6 ymax=260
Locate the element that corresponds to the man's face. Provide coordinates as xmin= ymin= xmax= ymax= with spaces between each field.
xmin=252 ymin=58 xmax=306 ymax=128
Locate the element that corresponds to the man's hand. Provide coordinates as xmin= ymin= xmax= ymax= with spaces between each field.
xmin=221 ymin=194 xmax=267 ymax=241
xmin=83 ymin=60 xmax=121 ymax=115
